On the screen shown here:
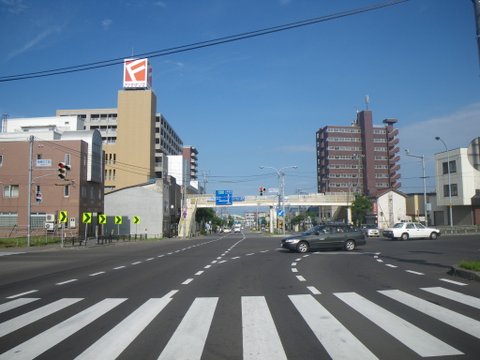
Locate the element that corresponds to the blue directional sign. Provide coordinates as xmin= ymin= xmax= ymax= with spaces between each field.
xmin=216 ymin=190 xmax=233 ymax=206
xmin=277 ymin=209 xmax=285 ymax=217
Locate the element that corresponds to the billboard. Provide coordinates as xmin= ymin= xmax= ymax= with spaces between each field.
xmin=123 ymin=58 xmax=152 ymax=89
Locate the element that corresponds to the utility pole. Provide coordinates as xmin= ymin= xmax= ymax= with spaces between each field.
xmin=473 ymin=0 xmax=480 ymax=70
xmin=27 ymin=135 xmax=34 ymax=247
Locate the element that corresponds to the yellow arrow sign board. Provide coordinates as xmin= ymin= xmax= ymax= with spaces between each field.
xmin=82 ymin=212 xmax=92 ymax=224
xmin=98 ymin=214 xmax=107 ymax=224
xmin=133 ymin=216 xmax=140 ymax=224
xmin=59 ymin=211 xmax=68 ymax=223
xmin=114 ymin=216 xmax=122 ymax=225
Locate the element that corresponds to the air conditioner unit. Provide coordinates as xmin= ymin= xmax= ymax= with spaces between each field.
xmin=45 ymin=222 xmax=55 ymax=231
xmin=46 ymin=214 xmax=55 ymax=223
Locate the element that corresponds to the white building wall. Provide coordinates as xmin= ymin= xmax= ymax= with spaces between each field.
xmin=167 ymin=155 xmax=188 ymax=186
xmin=376 ymin=190 xmax=407 ymax=229
xmin=3 ymin=116 xmax=84 ymax=133
xmin=104 ymin=181 xmax=165 ymax=238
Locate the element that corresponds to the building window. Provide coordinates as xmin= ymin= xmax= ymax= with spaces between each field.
xmin=4 ymin=185 xmax=19 ymax=198
xmin=0 ymin=155 xmax=3 ymax=167
xmin=442 ymin=160 xmax=456 ymax=174
xmin=444 ymin=184 xmax=458 ymax=197
xmin=64 ymin=185 xmax=70 ymax=197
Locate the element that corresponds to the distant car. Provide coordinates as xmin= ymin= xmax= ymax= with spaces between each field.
xmin=281 ymin=224 xmax=366 ymax=253
xmin=362 ymin=224 xmax=380 ymax=237
xmin=222 ymin=228 xmax=231 ymax=233
xmin=382 ymin=222 xmax=441 ymax=240
xmin=233 ymin=224 xmax=242 ymax=233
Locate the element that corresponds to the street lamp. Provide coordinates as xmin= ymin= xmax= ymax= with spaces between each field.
xmin=435 ymin=137 xmax=453 ymax=227
xmin=405 ymin=149 xmax=428 ymax=225
xmin=259 ymin=165 xmax=298 ymax=235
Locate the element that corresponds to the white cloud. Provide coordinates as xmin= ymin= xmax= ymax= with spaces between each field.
xmin=400 ymin=101 xmax=480 ymax=155
xmin=1 ymin=0 xmax=28 ymax=14
xmin=101 ymin=18 xmax=113 ymax=30
xmin=153 ymin=1 xmax=166 ymax=8
xmin=6 ymin=26 xmax=63 ymax=61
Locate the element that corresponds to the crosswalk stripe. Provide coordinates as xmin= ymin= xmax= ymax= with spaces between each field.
xmin=242 ymin=296 xmax=287 ymax=360
xmin=158 ymin=297 xmax=218 ymax=360
xmin=379 ymin=289 xmax=480 ymax=339
xmin=0 ymin=298 xmax=126 ymax=360
xmin=0 ymin=298 xmax=39 ymax=315
xmin=421 ymin=287 xmax=480 ymax=309
xmin=76 ymin=297 xmax=173 ymax=360
xmin=335 ymin=292 xmax=462 ymax=357
xmin=0 ymin=298 xmax=83 ymax=338
xmin=289 ymin=294 xmax=378 ymax=360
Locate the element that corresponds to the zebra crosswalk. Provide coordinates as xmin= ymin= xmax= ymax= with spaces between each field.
xmin=0 ymin=286 xmax=478 ymax=359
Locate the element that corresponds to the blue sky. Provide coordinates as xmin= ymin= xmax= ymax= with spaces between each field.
xmin=1 ymin=0 xmax=479 ymax=199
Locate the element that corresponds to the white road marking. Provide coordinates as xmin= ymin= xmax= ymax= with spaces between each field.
xmin=291 ymin=268 xmax=298 ymax=273
xmin=77 ymin=298 xmax=172 ymax=360
xmin=246 ymin=253 xmax=255 ymax=256
xmin=307 ymin=286 xmax=321 ymax=295
xmin=182 ymin=278 xmax=194 ymax=285
xmin=405 ymin=270 xmax=424 ymax=275
xmin=290 ymin=294 xmax=377 ymax=359
xmin=2 ymin=301 xmax=123 ymax=360
xmin=296 ymin=275 xmax=306 ymax=282
xmin=422 ymin=287 xmax=480 ymax=309
xmin=89 ymin=271 xmax=106 ymax=277
xmin=56 ymin=279 xmax=78 ymax=286
xmin=204 ymin=265 xmax=212 ymax=269
xmin=242 ymin=296 xmax=287 ymax=360
xmin=0 ymin=298 xmax=40 ymax=314
xmin=113 ymin=266 xmax=126 ymax=270
xmin=438 ymin=278 xmax=467 ymax=286
xmin=232 ymin=256 xmax=241 ymax=260
xmin=380 ymin=289 xmax=480 ymax=339
xmin=291 ymin=262 xmax=297 ymax=266
xmin=131 ymin=261 xmax=142 ymax=265
xmin=336 ymin=291 xmax=461 ymax=357
xmin=386 ymin=264 xmax=397 ymax=268
xmin=0 ymin=298 xmax=84 ymax=338
xmin=146 ymin=257 xmax=154 ymax=261
xmin=158 ymin=297 xmax=218 ymax=360
xmin=195 ymin=271 xmax=204 ymax=276
xmin=6 ymin=290 xmax=38 ymax=299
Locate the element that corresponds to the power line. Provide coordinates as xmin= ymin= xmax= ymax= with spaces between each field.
xmin=0 ymin=0 xmax=408 ymax=83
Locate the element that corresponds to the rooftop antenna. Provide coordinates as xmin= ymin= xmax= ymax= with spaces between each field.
xmin=364 ymin=95 xmax=370 ymax=110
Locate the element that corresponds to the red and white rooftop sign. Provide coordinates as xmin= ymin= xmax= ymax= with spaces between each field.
xmin=123 ymin=58 xmax=152 ymax=89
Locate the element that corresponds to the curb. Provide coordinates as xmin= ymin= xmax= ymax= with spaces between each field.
xmin=448 ymin=266 xmax=480 ymax=282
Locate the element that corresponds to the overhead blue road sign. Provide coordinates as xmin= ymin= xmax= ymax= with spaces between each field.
xmin=277 ymin=209 xmax=285 ymax=217
xmin=216 ymin=190 xmax=233 ymax=206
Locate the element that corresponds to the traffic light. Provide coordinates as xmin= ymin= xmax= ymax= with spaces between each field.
xmin=259 ymin=186 xmax=266 ymax=196
xmin=57 ymin=162 xmax=71 ymax=180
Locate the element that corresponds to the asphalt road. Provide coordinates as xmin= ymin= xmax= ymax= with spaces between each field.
xmin=0 ymin=232 xmax=479 ymax=359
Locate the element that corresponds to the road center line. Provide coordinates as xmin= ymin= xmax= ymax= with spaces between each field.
xmin=89 ymin=271 xmax=106 ymax=277
xmin=7 ymin=290 xmax=39 ymax=299
xmin=56 ymin=279 xmax=78 ymax=286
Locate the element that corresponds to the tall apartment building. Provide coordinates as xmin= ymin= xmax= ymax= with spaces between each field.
xmin=56 ymin=60 xmax=184 ymax=192
xmin=316 ymin=110 xmax=400 ymax=197
xmin=183 ymin=146 xmax=199 ymax=181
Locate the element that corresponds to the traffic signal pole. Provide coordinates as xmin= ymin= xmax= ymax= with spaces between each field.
xmin=27 ymin=135 xmax=34 ymax=247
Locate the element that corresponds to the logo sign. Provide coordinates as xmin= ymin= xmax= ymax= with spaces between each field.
xmin=114 ymin=216 xmax=122 ymax=225
xmin=123 ymin=58 xmax=152 ymax=89
xmin=59 ymin=211 xmax=68 ymax=223
xmin=82 ymin=212 xmax=92 ymax=224
xmin=98 ymin=214 xmax=107 ymax=224
xmin=133 ymin=216 xmax=140 ymax=224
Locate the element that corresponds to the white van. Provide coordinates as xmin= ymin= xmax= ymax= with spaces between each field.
xmin=233 ymin=224 xmax=242 ymax=233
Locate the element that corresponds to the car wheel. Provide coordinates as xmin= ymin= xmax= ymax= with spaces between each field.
xmin=344 ymin=239 xmax=356 ymax=251
xmin=296 ymin=241 xmax=310 ymax=253
xmin=401 ymin=233 xmax=409 ymax=241
xmin=430 ymin=232 xmax=438 ymax=240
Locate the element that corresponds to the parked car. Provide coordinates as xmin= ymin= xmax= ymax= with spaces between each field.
xmin=382 ymin=222 xmax=441 ymax=240
xmin=281 ymin=224 xmax=366 ymax=253
xmin=361 ymin=224 xmax=380 ymax=237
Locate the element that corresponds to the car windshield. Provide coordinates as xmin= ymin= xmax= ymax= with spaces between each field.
xmin=415 ymin=223 xmax=425 ymax=229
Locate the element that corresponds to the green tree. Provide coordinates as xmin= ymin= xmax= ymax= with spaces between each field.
xmin=351 ymin=195 xmax=372 ymax=226
xmin=195 ymin=208 xmax=223 ymax=232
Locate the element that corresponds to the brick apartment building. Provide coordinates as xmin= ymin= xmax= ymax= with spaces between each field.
xmin=316 ymin=110 xmax=400 ymax=197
